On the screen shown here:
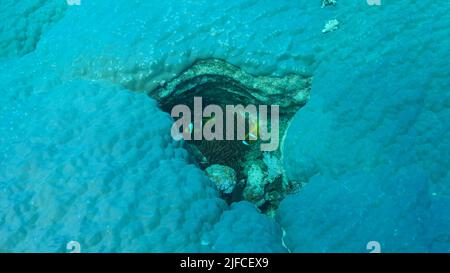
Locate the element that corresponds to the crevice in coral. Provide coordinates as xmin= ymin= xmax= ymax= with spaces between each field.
xmin=148 ymin=59 xmax=312 ymax=214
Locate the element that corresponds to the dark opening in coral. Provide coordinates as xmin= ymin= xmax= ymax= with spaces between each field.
xmin=149 ymin=59 xmax=312 ymax=215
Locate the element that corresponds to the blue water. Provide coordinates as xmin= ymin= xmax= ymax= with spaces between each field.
xmin=0 ymin=0 xmax=449 ymax=252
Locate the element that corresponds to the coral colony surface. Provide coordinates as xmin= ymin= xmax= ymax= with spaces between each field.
xmin=0 ymin=0 xmax=449 ymax=252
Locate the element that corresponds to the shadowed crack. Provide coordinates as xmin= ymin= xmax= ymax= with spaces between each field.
xmin=148 ymin=59 xmax=312 ymax=214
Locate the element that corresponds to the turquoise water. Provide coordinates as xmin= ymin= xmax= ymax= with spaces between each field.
xmin=0 ymin=0 xmax=449 ymax=252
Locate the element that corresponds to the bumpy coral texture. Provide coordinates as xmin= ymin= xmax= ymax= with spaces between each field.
xmin=0 ymin=80 xmax=283 ymax=252
xmin=280 ymin=1 xmax=450 ymax=252
xmin=0 ymin=0 xmax=67 ymax=58
xmin=0 ymin=0 xmax=449 ymax=252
